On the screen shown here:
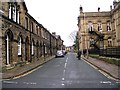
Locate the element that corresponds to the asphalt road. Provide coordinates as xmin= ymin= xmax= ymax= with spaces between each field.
xmin=2 ymin=52 xmax=119 ymax=89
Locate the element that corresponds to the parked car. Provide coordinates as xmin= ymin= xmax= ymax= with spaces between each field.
xmin=56 ymin=50 xmax=64 ymax=57
xmin=62 ymin=50 xmax=67 ymax=55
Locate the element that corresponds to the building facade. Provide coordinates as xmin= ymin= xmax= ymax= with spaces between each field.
xmin=77 ymin=0 xmax=120 ymax=56
xmin=0 ymin=0 xmax=64 ymax=70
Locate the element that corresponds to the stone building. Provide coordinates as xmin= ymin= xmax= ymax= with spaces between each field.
xmin=0 ymin=0 xmax=64 ymax=70
xmin=77 ymin=0 xmax=120 ymax=55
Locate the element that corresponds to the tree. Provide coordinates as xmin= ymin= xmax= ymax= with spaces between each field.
xmin=69 ymin=31 xmax=78 ymax=52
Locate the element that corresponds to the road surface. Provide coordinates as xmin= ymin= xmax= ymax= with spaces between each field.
xmin=2 ymin=52 xmax=119 ymax=89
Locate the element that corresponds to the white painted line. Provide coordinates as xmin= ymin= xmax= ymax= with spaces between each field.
xmin=13 ymin=66 xmax=43 ymax=80
xmin=23 ymin=82 xmax=37 ymax=85
xmin=66 ymin=57 xmax=68 ymax=63
xmin=116 ymin=82 xmax=120 ymax=84
xmin=63 ymin=70 xmax=66 ymax=73
xmin=64 ymin=63 xmax=67 ymax=68
xmin=100 ymin=81 xmax=111 ymax=84
xmin=83 ymin=59 xmax=120 ymax=82
xmin=3 ymin=81 xmax=18 ymax=84
xmin=62 ymin=78 xmax=64 ymax=81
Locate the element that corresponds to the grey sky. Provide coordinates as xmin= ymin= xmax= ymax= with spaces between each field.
xmin=25 ymin=0 xmax=114 ymax=46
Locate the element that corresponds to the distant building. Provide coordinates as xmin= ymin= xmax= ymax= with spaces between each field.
xmin=77 ymin=0 xmax=120 ymax=55
xmin=65 ymin=46 xmax=74 ymax=52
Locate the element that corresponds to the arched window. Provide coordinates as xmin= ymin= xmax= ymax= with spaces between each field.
xmin=8 ymin=3 xmax=20 ymax=23
xmin=8 ymin=3 xmax=12 ymax=19
xmin=18 ymin=36 xmax=22 ymax=55
xmin=31 ymin=22 xmax=34 ymax=33
xmin=6 ymin=34 xmax=10 ymax=65
xmin=17 ymin=10 xmax=20 ymax=24
xmin=5 ymin=30 xmax=13 ymax=65
xmin=12 ymin=5 xmax=17 ymax=22
xmin=36 ymin=41 xmax=39 ymax=58
xmin=31 ymin=40 xmax=34 ymax=55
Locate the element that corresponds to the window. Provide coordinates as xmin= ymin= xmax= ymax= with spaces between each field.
xmin=8 ymin=3 xmax=19 ymax=23
xmin=98 ymin=22 xmax=102 ymax=31
xmin=90 ymin=38 xmax=94 ymax=45
xmin=45 ymin=46 xmax=47 ymax=54
xmin=36 ymin=25 xmax=38 ymax=34
xmin=36 ymin=42 xmax=39 ymax=58
xmin=8 ymin=3 xmax=12 ymax=19
xmin=12 ymin=5 xmax=17 ymax=22
xmin=6 ymin=34 xmax=10 ymax=65
xmin=31 ymin=22 xmax=33 ymax=32
xmin=31 ymin=41 xmax=34 ymax=55
xmin=18 ymin=36 xmax=22 ymax=55
xmin=25 ymin=17 xmax=28 ymax=29
xmin=17 ymin=10 xmax=20 ymax=24
xmin=88 ymin=22 xmax=93 ymax=31
xmin=107 ymin=22 xmax=111 ymax=31
xmin=108 ymin=37 xmax=112 ymax=47
xmin=41 ymin=28 xmax=45 ymax=38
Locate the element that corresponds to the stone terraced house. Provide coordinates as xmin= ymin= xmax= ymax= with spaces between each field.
xmin=0 ymin=0 xmax=64 ymax=70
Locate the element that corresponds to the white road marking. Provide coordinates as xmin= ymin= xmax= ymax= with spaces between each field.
xmin=62 ymin=78 xmax=65 ymax=81
xmin=13 ymin=66 xmax=43 ymax=80
xmin=63 ymin=70 xmax=66 ymax=73
xmin=64 ymin=63 xmax=67 ymax=68
xmin=66 ymin=57 xmax=68 ymax=63
xmin=3 ymin=81 xmax=18 ymax=84
xmin=23 ymin=82 xmax=37 ymax=85
xmin=83 ymin=59 xmax=120 ymax=82
xmin=116 ymin=82 xmax=120 ymax=83
xmin=100 ymin=81 xmax=111 ymax=84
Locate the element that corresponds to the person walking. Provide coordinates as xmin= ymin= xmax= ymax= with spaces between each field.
xmin=77 ymin=50 xmax=81 ymax=60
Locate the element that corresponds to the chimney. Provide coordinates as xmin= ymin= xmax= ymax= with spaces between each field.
xmin=113 ymin=0 xmax=117 ymax=8
xmin=98 ymin=7 xmax=100 ymax=12
xmin=110 ymin=5 xmax=112 ymax=11
xmin=80 ymin=5 xmax=83 ymax=12
xmin=52 ymin=32 xmax=56 ymax=36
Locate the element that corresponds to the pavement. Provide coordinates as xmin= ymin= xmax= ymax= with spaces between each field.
xmin=1 ymin=56 xmax=55 ymax=79
xmin=82 ymin=55 xmax=120 ymax=81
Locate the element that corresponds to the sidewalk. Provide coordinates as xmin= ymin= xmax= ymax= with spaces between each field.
xmin=82 ymin=56 xmax=120 ymax=81
xmin=2 ymin=56 xmax=55 ymax=79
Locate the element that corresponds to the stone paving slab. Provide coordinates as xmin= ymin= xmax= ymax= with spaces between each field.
xmin=82 ymin=56 xmax=120 ymax=80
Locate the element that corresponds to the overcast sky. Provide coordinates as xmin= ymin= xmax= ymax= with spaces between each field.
xmin=25 ymin=0 xmax=114 ymax=46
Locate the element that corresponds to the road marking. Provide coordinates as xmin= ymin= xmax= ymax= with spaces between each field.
xmin=64 ymin=63 xmax=67 ymax=68
xmin=63 ymin=70 xmax=66 ymax=73
xmin=3 ymin=81 xmax=18 ymax=84
xmin=61 ymin=83 xmax=65 ymax=86
xmin=116 ymin=82 xmax=120 ymax=84
xmin=83 ymin=59 xmax=120 ymax=82
xmin=62 ymin=78 xmax=65 ymax=81
xmin=12 ymin=66 xmax=43 ymax=80
xmin=23 ymin=82 xmax=37 ymax=85
xmin=66 ymin=57 xmax=68 ymax=63
xmin=100 ymin=81 xmax=111 ymax=84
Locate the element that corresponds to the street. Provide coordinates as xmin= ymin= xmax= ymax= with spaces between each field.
xmin=2 ymin=52 xmax=119 ymax=88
